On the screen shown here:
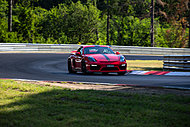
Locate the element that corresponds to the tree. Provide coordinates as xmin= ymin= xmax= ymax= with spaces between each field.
xmin=151 ymin=0 xmax=154 ymax=47
xmin=8 ymin=0 xmax=13 ymax=32
xmin=12 ymin=0 xmax=47 ymax=43
xmin=156 ymin=0 xmax=189 ymax=48
xmin=65 ymin=2 xmax=101 ymax=44
xmin=40 ymin=4 xmax=68 ymax=43
xmin=110 ymin=16 xmax=151 ymax=46
xmin=107 ymin=0 xmax=110 ymax=45
xmin=40 ymin=2 xmax=101 ymax=44
xmin=103 ymin=0 xmax=151 ymax=45
xmin=0 ymin=0 xmax=8 ymax=41
xmin=188 ymin=1 xmax=190 ymax=48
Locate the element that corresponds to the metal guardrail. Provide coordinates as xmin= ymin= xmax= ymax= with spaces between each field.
xmin=164 ymin=55 xmax=190 ymax=71
xmin=0 ymin=43 xmax=190 ymax=55
xmin=0 ymin=43 xmax=79 ymax=53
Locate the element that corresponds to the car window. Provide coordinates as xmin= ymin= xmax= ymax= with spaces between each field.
xmin=84 ymin=47 xmax=114 ymax=54
xmin=80 ymin=48 xmax=83 ymax=55
xmin=77 ymin=47 xmax=83 ymax=55
xmin=77 ymin=48 xmax=81 ymax=52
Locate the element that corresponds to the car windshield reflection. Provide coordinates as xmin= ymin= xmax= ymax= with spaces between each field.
xmin=84 ymin=47 xmax=115 ymax=54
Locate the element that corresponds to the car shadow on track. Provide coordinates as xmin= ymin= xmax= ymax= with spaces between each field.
xmin=67 ymin=72 xmax=129 ymax=76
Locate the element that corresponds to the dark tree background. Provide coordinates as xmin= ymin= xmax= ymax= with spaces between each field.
xmin=1 ymin=0 xmax=189 ymax=48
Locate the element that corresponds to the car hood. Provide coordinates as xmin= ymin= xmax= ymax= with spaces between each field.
xmin=86 ymin=54 xmax=120 ymax=62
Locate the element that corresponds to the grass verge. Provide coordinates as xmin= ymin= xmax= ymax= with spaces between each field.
xmin=0 ymin=79 xmax=190 ymax=127
xmin=127 ymin=60 xmax=163 ymax=71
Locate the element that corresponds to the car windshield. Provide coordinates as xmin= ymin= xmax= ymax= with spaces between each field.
xmin=84 ymin=47 xmax=115 ymax=54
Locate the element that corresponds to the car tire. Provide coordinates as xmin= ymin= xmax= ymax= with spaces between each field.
xmin=68 ymin=60 xmax=76 ymax=73
xmin=81 ymin=60 xmax=87 ymax=74
xmin=117 ymin=72 xmax=126 ymax=75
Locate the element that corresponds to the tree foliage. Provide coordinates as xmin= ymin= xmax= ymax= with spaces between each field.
xmin=156 ymin=0 xmax=189 ymax=47
xmin=0 ymin=0 xmax=189 ymax=47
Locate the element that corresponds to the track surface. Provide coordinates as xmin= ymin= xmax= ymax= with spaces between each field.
xmin=0 ymin=53 xmax=189 ymax=89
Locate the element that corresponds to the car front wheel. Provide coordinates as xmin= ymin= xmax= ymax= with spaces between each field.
xmin=68 ymin=60 xmax=76 ymax=73
xmin=81 ymin=61 xmax=87 ymax=74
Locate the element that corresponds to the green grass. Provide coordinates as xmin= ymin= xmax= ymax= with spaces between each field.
xmin=0 ymin=79 xmax=190 ymax=127
xmin=127 ymin=60 xmax=163 ymax=71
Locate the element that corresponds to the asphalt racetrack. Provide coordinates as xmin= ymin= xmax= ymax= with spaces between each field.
xmin=0 ymin=53 xmax=189 ymax=89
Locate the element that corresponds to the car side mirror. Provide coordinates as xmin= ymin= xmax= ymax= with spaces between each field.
xmin=116 ymin=51 xmax=120 ymax=55
xmin=76 ymin=52 xmax=81 ymax=56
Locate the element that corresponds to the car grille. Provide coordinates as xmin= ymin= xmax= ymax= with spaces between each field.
xmin=99 ymin=61 xmax=117 ymax=63
xmin=101 ymin=67 xmax=119 ymax=71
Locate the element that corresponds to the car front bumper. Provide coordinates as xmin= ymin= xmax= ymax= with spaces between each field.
xmin=86 ymin=61 xmax=127 ymax=73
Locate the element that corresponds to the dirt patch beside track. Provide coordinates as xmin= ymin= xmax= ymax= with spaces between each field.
xmin=17 ymin=81 xmax=190 ymax=96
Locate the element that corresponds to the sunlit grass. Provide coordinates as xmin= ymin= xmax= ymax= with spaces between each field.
xmin=0 ymin=79 xmax=190 ymax=127
xmin=127 ymin=60 xmax=163 ymax=71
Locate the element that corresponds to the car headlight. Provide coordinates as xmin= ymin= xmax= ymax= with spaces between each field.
xmin=120 ymin=56 xmax=126 ymax=62
xmin=88 ymin=56 xmax=97 ymax=62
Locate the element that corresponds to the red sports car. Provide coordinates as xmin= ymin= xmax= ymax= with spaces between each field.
xmin=68 ymin=45 xmax=127 ymax=75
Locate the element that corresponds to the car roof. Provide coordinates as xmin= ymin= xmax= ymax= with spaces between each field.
xmin=81 ymin=45 xmax=109 ymax=48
